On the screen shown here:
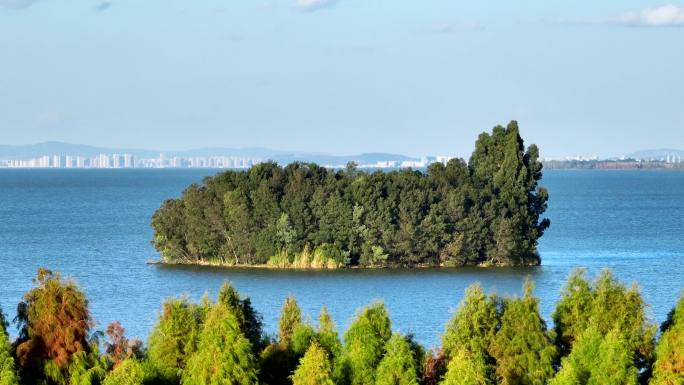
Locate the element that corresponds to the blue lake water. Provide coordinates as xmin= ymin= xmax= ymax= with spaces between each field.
xmin=0 ymin=169 xmax=682 ymax=348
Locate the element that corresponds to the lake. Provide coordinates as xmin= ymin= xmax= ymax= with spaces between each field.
xmin=0 ymin=169 xmax=682 ymax=348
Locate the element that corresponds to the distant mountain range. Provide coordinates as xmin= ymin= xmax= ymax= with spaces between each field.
xmin=0 ymin=142 xmax=419 ymax=165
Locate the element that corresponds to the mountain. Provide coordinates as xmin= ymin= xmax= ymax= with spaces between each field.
xmin=0 ymin=142 xmax=418 ymax=165
xmin=625 ymin=148 xmax=684 ymax=161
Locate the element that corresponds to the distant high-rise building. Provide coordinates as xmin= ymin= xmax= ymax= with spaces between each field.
xmin=98 ymin=154 xmax=110 ymax=168
xmin=123 ymin=154 xmax=134 ymax=168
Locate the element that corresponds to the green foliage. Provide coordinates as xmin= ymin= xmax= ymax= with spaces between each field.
xmin=441 ymin=348 xmax=492 ymax=385
xmin=14 ymin=268 xmax=92 ymax=383
xmin=217 ymin=283 xmax=265 ymax=352
xmin=549 ymin=327 xmax=638 ymax=385
xmin=441 ymin=284 xmax=498 ymax=360
xmin=318 ymin=307 xmax=342 ymax=360
xmin=102 ymin=359 xmax=145 ymax=385
xmin=337 ymin=303 xmax=392 ymax=385
xmin=291 ymin=343 xmax=335 ymax=385
xmin=146 ymin=297 xmax=206 ymax=383
xmin=5 ymin=268 xmax=683 ymax=385
xmin=182 ymin=303 xmax=258 ymax=385
xmin=258 ymin=343 xmax=298 ymax=385
xmin=488 ymin=279 xmax=557 ymax=385
xmin=650 ymin=293 xmax=684 ymax=385
xmin=292 ymin=324 xmax=318 ymax=357
xmin=552 ymin=269 xmax=656 ymax=369
xmin=278 ymin=296 xmax=302 ymax=346
xmin=60 ymin=349 xmax=108 ymax=385
xmin=152 ymin=122 xmax=549 ymax=268
xmin=0 ymin=321 xmax=19 ymax=385
xmin=374 ymin=334 xmax=420 ymax=385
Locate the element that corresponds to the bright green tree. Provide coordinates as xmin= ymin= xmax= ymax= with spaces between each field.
xmin=549 ymin=327 xmax=638 ymax=385
xmin=441 ymin=348 xmax=492 ymax=385
xmin=336 ymin=303 xmax=392 ymax=385
xmin=278 ymin=296 xmax=302 ymax=346
xmin=488 ymin=279 xmax=557 ymax=385
xmin=217 ymin=283 xmax=264 ymax=352
xmin=0 ymin=307 xmax=19 ymax=385
xmin=441 ymin=284 xmax=498 ymax=360
xmin=102 ymin=359 xmax=146 ymax=385
xmin=374 ymin=334 xmax=419 ymax=385
xmin=182 ymin=303 xmax=258 ymax=385
xmin=650 ymin=293 xmax=684 ymax=385
xmin=291 ymin=342 xmax=335 ymax=385
xmin=55 ymin=349 xmax=108 ymax=385
xmin=146 ymin=297 xmax=207 ymax=383
xmin=552 ymin=269 xmax=656 ymax=369
xmin=318 ymin=306 xmax=342 ymax=360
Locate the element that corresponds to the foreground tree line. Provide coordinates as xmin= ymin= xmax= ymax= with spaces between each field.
xmin=152 ymin=121 xmax=550 ymax=268
xmin=0 ymin=268 xmax=682 ymax=385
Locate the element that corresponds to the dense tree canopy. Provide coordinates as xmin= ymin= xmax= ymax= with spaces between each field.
xmin=441 ymin=284 xmax=498 ymax=360
xmin=549 ymin=327 xmax=638 ymax=385
xmin=146 ymin=297 xmax=207 ymax=383
xmin=291 ymin=343 xmax=335 ymax=385
xmin=374 ymin=334 xmax=420 ymax=385
xmin=1 ymin=268 xmax=681 ymax=385
xmin=182 ymin=302 xmax=259 ymax=385
xmin=152 ymin=122 xmax=549 ymax=267
xmin=336 ymin=303 xmax=392 ymax=385
xmin=552 ymin=269 xmax=656 ymax=370
xmin=489 ymin=280 xmax=557 ymax=385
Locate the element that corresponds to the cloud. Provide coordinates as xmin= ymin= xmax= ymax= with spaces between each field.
xmin=94 ymin=1 xmax=111 ymax=12
xmin=431 ymin=22 xmax=485 ymax=34
xmin=294 ymin=0 xmax=338 ymax=12
xmin=618 ymin=4 xmax=684 ymax=27
xmin=0 ymin=0 xmax=38 ymax=9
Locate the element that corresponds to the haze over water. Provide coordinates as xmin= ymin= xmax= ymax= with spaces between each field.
xmin=0 ymin=169 xmax=682 ymax=347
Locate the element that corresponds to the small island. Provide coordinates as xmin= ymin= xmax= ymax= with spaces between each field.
xmin=151 ymin=121 xmax=550 ymax=268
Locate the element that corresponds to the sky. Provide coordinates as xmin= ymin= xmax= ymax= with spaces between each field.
xmin=0 ymin=0 xmax=683 ymax=158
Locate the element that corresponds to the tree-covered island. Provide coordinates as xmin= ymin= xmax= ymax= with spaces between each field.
xmin=151 ymin=121 xmax=550 ymax=268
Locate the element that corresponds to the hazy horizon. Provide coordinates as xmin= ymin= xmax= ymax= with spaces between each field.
xmin=1 ymin=0 xmax=683 ymax=158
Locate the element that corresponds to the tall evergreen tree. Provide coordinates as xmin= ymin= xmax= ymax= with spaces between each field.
xmin=650 ymin=293 xmax=684 ymax=385
xmin=146 ymin=297 xmax=207 ymax=383
xmin=441 ymin=348 xmax=492 ymax=385
xmin=291 ymin=342 xmax=335 ymax=385
xmin=488 ymin=280 xmax=557 ymax=385
xmin=217 ymin=283 xmax=264 ymax=352
xmin=549 ymin=327 xmax=638 ymax=385
xmin=374 ymin=334 xmax=420 ymax=385
xmin=552 ymin=269 xmax=656 ymax=369
xmin=14 ymin=268 xmax=92 ymax=383
xmin=182 ymin=303 xmax=258 ymax=385
xmin=336 ymin=303 xmax=392 ymax=385
xmin=441 ymin=284 xmax=498 ymax=360
xmin=318 ymin=306 xmax=342 ymax=360
xmin=278 ymin=296 xmax=302 ymax=346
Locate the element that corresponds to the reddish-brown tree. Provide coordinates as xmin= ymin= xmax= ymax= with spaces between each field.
xmin=104 ymin=321 xmax=143 ymax=367
xmin=14 ymin=268 xmax=92 ymax=380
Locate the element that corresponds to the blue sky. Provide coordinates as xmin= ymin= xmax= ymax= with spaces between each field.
xmin=0 ymin=0 xmax=682 ymax=158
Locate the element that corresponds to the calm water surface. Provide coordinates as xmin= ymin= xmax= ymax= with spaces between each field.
xmin=0 ymin=169 xmax=682 ymax=347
